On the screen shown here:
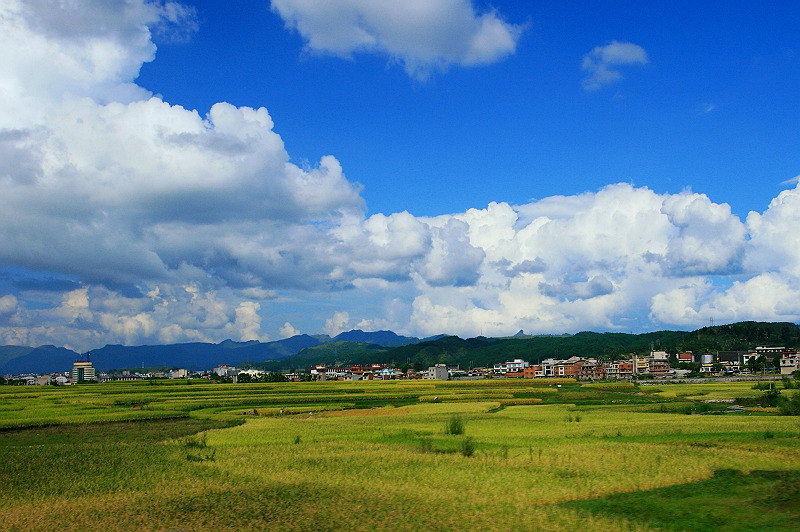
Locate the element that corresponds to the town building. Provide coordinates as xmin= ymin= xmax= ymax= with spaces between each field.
xmin=648 ymin=350 xmax=670 ymax=376
xmin=71 ymin=357 xmax=96 ymax=382
xmin=493 ymin=359 xmax=529 ymax=375
xmin=717 ymin=351 xmax=753 ymax=373
xmin=577 ymin=358 xmax=606 ymax=379
xmin=428 ymin=364 xmax=449 ymax=380
xmin=756 ymin=346 xmax=785 ymax=358
xmin=780 ymin=349 xmax=799 ymax=376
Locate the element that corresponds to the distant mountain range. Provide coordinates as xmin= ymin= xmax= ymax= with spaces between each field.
xmin=0 ymin=330 xmax=429 ymax=374
xmin=2 ymin=321 xmax=798 ymax=375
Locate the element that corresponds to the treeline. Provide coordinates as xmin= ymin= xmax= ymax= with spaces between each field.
xmin=240 ymin=341 xmax=388 ymax=372
xmin=244 ymin=321 xmax=800 ymax=372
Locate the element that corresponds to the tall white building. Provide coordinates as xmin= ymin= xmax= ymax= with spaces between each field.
xmin=71 ymin=357 xmax=96 ymax=382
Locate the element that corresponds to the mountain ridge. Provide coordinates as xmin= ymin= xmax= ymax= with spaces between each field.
xmin=0 ymin=330 xmax=426 ymax=374
xmin=2 ymin=321 xmax=798 ymax=375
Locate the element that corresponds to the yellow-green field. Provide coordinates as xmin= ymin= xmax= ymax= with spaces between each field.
xmin=1 ymin=379 xmax=798 ymax=531
xmin=647 ymin=381 xmax=768 ymax=400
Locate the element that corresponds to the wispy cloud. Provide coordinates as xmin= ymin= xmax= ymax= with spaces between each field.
xmin=582 ymin=40 xmax=649 ymax=90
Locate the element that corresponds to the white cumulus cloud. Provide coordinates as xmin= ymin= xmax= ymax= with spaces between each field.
xmin=270 ymin=0 xmax=524 ymax=79
xmin=232 ymin=301 xmax=269 ymax=342
xmin=1 ymin=1 xmax=799 ymax=352
xmin=279 ymin=322 xmax=300 ymax=338
xmin=324 ymin=311 xmax=351 ymax=336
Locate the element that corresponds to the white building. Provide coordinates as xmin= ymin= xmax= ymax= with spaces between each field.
xmin=428 ymin=364 xmax=449 ymax=380
xmin=780 ymin=350 xmax=799 ymax=376
xmin=493 ymin=359 xmax=530 ymax=374
xmin=213 ymin=364 xmax=235 ymax=377
xmin=71 ymin=358 xmax=96 ymax=382
xmin=238 ymin=369 xmax=264 ymax=378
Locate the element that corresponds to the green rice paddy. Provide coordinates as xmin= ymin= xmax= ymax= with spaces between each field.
xmin=1 ymin=379 xmax=798 ymax=531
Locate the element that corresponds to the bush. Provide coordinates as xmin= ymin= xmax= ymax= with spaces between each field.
xmin=181 ymin=433 xmax=215 ymax=462
xmin=778 ymin=391 xmax=800 ymax=416
xmin=761 ymin=389 xmax=781 ymax=407
xmin=418 ymin=437 xmax=433 ymax=454
xmin=445 ymin=415 xmax=465 ymax=435
xmin=460 ymin=436 xmax=475 ymax=457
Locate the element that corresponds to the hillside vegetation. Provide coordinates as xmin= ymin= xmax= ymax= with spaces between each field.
xmin=269 ymin=321 xmax=800 ymax=371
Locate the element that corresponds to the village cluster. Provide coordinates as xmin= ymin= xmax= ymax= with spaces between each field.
xmin=3 ymin=346 xmax=798 ymax=386
xmin=308 ymin=346 xmax=799 ymax=381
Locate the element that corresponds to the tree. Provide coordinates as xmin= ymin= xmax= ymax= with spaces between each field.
xmin=748 ymin=356 xmax=766 ymax=373
xmin=761 ymin=388 xmax=781 ymax=407
xmin=778 ymin=391 xmax=800 ymax=415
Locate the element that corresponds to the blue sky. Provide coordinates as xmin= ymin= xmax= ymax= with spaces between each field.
xmin=1 ymin=1 xmax=799 ymax=351
xmin=137 ymin=0 xmax=800 ymax=218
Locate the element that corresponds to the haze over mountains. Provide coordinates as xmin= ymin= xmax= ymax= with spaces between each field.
xmin=0 ymin=330 xmax=427 ymax=374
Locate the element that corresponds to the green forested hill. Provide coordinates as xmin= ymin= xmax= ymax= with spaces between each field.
xmin=241 ymin=341 xmax=389 ymax=371
xmin=0 ymin=346 xmax=34 ymax=367
xmin=670 ymin=321 xmax=800 ymax=353
xmin=264 ymin=321 xmax=800 ymax=371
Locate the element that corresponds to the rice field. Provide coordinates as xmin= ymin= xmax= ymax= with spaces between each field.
xmin=1 ymin=379 xmax=798 ymax=531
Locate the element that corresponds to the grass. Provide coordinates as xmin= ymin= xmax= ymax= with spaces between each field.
xmin=444 ymin=413 xmax=465 ymax=435
xmin=0 ymin=379 xmax=798 ymax=530
xmin=564 ymin=469 xmax=800 ymax=531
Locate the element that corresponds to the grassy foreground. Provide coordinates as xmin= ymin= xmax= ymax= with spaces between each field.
xmin=1 ymin=379 xmax=798 ymax=531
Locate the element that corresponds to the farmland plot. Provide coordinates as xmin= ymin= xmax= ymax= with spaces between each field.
xmin=0 ymin=380 xmax=798 ymax=531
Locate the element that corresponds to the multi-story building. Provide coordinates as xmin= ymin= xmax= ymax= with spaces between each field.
xmin=213 ymin=364 xmax=236 ymax=377
xmin=493 ymin=359 xmax=529 ymax=375
xmin=575 ymin=358 xmax=606 ymax=380
xmin=646 ymin=351 xmax=670 ymax=377
xmin=604 ymin=361 xmax=620 ymax=379
xmin=756 ymin=346 xmax=785 ymax=358
xmin=538 ymin=358 xmax=559 ymax=377
xmin=428 ymin=364 xmax=449 ymax=380
xmin=780 ymin=349 xmax=799 ymax=376
xmin=523 ymin=365 xmax=540 ymax=379
xmin=632 ymin=356 xmax=650 ymax=376
xmin=71 ymin=357 xmax=96 ymax=382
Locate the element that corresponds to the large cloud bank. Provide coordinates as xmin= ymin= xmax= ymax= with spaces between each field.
xmin=1 ymin=0 xmax=799 ymax=352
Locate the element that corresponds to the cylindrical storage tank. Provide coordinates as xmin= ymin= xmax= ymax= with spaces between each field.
xmin=701 ymin=353 xmax=714 ymax=364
